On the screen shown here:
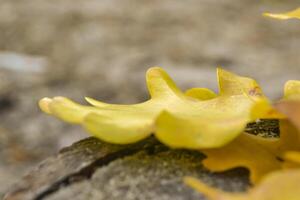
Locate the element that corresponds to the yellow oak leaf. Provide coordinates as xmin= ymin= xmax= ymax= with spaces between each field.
xmin=39 ymin=67 xmax=263 ymax=148
xmin=264 ymin=7 xmax=300 ymax=20
xmin=185 ymin=169 xmax=300 ymax=200
xmin=201 ymin=120 xmax=300 ymax=184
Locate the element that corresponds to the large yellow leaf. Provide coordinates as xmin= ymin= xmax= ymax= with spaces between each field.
xmin=264 ymin=8 xmax=300 ymax=20
xmin=185 ymin=169 xmax=300 ymax=200
xmin=39 ymin=67 xmax=263 ymax=148
xmin=201 ymin=120 xmax=300 ymax=184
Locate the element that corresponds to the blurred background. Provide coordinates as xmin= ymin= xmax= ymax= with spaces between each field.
xmin=0 ymin=0 xmax=299 ymax=196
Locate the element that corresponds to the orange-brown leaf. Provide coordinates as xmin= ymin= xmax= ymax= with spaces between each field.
xmin=185 ymin=169 xmax=300 ymax=200
xmin=201 ymin=120 xmax=300 ymax=184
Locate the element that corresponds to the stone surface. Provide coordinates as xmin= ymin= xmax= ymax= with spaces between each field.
xmin=4 ymin=137 xmax=158 ymax=200
xmin=5 ymin=137 xmax=249 ymax=200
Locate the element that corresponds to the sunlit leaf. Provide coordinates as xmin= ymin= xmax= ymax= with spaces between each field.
xmin=264 ymin=8 xmax=300 ymax=20
xmin=39 ymin=67 xmax=264 ymax=148
xmin=201 ymin=120 xmax=300 ymax=184
xmin=155 ymin=111 xmax=246 ymax=149
xmin=185 ymin=169 xmax=300 ymax=200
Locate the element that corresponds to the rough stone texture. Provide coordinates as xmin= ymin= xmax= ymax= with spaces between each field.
xmin=0 ymin=0 xmax=300 ymax=197
xmin=4 ymin=120 xmax=279 ymax=200
xmin=4 ymin=137 xmax=158 ymax=200
xmin=4 ymin=137 xmax=249 ymax=200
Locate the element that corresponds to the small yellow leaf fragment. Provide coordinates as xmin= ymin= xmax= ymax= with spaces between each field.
xmin=185 ymin=169 xmax=300 ymax=200
xmin=264 ymin=8 xmax=300 ymax=20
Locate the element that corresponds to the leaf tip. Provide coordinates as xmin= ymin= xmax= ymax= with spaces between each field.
xmin=263 ymin=12 xmax=287 ymax=19
xmin=146 ymin=66 xmax=165 ymax=76
xmin=39 ymin=97 xmax=53 ymax=114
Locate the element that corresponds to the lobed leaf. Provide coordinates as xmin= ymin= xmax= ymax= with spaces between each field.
xmin=39 ymin=67 xmax=264 ymax=148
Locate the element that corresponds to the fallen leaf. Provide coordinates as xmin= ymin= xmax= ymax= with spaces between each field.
xmin=39 ymin=67 xmax=263 ymax=148
xmin=264 ymin=7 xmax=300 ymax=20
xmin=201 ymin=120 xmax=300 ymax=184
xmin=185 ymin=169 xmax=300 ymax=200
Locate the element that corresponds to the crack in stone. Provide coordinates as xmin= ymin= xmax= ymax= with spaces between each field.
xmin=34 ymin=139 xmax=160 ymax=200
xmin=33 ymin=149 xmax=135 ymax=199
xmin=4 ymin=137 xmax=159 ymax=200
